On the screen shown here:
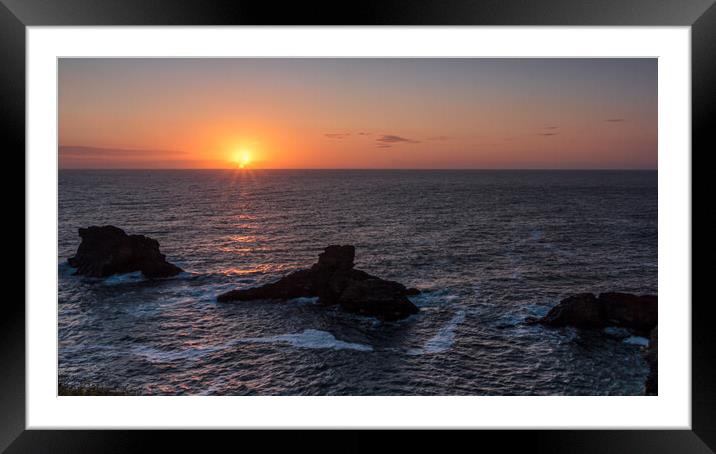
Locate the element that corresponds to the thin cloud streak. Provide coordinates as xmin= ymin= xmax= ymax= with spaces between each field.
xmin=376 ymin=135 xmax=420 ymax=144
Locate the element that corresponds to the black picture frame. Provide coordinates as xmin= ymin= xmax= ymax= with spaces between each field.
xmin=4 ymin=0 xmax=711 ymax=452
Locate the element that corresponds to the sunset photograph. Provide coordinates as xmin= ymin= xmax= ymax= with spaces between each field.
xmin=57 ymin=58 xmax=657 ymax=396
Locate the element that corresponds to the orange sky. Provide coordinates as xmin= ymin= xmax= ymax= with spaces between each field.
xmin=58 ymin=58 xmax=657 ymax=169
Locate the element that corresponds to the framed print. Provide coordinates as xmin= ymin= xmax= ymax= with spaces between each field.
xmin=5 ymin=0 xmax=713 ymax=451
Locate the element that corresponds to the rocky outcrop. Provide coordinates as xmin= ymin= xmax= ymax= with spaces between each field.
xmin=600 ymin=292 xmax=657 ymax=332
xmin=539 ymin=292 xmax=657 ymax=333
xmin=67 ymin=225 xmax=183 ymax=278
xmin=217 ymin=245 xmax=419 ymax=321
xmin=538 ymin=293 xmax=604 ymax=328
xmin=644 ymin=326 xmax=658 ymax=395
xmin=537 ymin=291 xmax=658 ymax=395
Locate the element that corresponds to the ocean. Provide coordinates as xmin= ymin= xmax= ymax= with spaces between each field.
xmin=58 ymin=169 xmax=657 ymax=395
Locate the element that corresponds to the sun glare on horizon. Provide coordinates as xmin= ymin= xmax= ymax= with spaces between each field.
xmin=231 ymin=150 xmax=252 ymax=169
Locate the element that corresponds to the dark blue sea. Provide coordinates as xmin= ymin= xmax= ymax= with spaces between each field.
xmin=58 ymin=170 xmax=657 ymax=395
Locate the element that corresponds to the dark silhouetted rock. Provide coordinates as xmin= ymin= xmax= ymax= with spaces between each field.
xmin=217 ymin=269 xmax=314 ymax=302
xmin=600 ymin=292 xmax=658 ymax=332
xmin=217 ymin=245 xmax=419 ymax=321
xmin=645 ymin=326 xmax=658 ymax=395
xmin=67 ymin=225 xmax=183 ymax=278
xmin=317 ymin=245 xmax=355 ymax=270
xmin=338 ymin=278 xmax=419 ymax=321
xmin=539 ymin=291 xmax=658 ymax=395
xmin=540 ymin=293 xmax=604 ymax=327
xmin=539 ymin=292 xmax=657 ymax=333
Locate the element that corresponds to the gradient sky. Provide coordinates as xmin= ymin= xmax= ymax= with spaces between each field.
xmin=58 ymin=58 xmax=657 ymax=169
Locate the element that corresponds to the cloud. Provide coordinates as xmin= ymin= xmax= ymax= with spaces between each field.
xmin=375 ymin=134 xmax=420 ymax=145
xmin=324 ymin=133 xmax=351 ymax=139
xmin=538 ymin=133 xmax=559 ymax=136
xmin=357 ymin=132 xmax=372 ymax=136
xmin=543 ymin=126 xmax=558 ymax=130
xmin=605 ymin=118 xmax=625 ymax=122
xmin=427 ymin=135 xmax=449 ymax=141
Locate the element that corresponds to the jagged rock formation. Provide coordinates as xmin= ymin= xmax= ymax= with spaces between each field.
xmin=537 ymin=292 xmax=658 ymax=395
xmin=538 ymin=292 xmax=657 ymax=333
xmin=217 ymin=245 xmax=419 ymax=321
xmin=67 ymin=225 xmax=183 ymax=278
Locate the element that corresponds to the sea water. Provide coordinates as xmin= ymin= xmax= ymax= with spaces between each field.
xmin=58 ymin=169 xmax=657 ymax=395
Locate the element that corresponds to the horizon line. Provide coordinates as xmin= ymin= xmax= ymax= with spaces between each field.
xmin=58 ymin=167 xmax=658 ymax=171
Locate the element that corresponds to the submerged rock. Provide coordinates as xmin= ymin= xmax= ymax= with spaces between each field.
xmin=539 ymin=292 xmax=657 ymax=333
xmin=67 ymin=225 xmax=183 ymax=278
xmin=217 ymin=245 xmax=419 ymax=321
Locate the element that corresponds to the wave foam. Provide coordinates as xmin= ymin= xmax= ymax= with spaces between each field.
xmin=102 ymin=271 xmax=145 ymax=285
xmin=289 ymin=297 xmax=320 ymax=305
xmin=58 ymin=262 xmax=76 ymax=277
xmin=623 ymin=336 xmax=649 ymax=347
xmin=411 ymin=290 xmax=461 ymax=308
xmin=132 ymin=328 xmax=373 ymax=363
xmin=409 ymin=310 xmax=466 ymax=355
xmin=240 ymin=329 xmax=373 ymax=352
xmin=132 ymin=343 xmax=230 ymax=363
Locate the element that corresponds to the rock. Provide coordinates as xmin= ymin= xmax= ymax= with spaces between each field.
xmin=67 ymin=225 xmax=183 ymax=278
xmin=539 ymin=293 xmax=604 ymax=327
xmin=217 ymin=269 xmax=314 ymax=302
xmin=600 ymin=292 xmax=657 ymax=332
xmin=317 ymin=245 xmax=355 ymax=270
xmin=645 ymin=326 xmax=658 ymax=395
xmin=539 ymin=291 xmax=658 ymax=395
xmin=217 ymin=245 xmax=419 ymax=321
xmin=539 ymin=292 xmax=657 ymax=332
xmin=338 ymin=278 xmax=419 ymax=321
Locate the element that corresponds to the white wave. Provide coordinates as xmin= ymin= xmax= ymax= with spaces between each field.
xmin=411 ymin=290 xmax=461 ymax=307
xmin=132 ymin=342 xmax=230 ymax=363
xmin=603 ymin=326 xmax=631 ymax=339
xmin=289 ymin=296 xmax=320 ymax=305
xmin=102 ymin=271 xmax=145 ymax=285
xmin=505 ymin=251 xmax=523 ymax=280
xmin=623 ymin=336 xmax=649 ymax=347
xmin=408 ymin=310 xmax=466 ymax=355
xmin=132 ymin=329 xmax=372 ymax=363
xmin=240 ymin=329 xmax=373 ymax=352
xmin=58 ymin=261 xmax=76 ymax=277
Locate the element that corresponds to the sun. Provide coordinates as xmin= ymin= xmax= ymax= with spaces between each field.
xmin=232 ymin=150 xmax=252 ymax=169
